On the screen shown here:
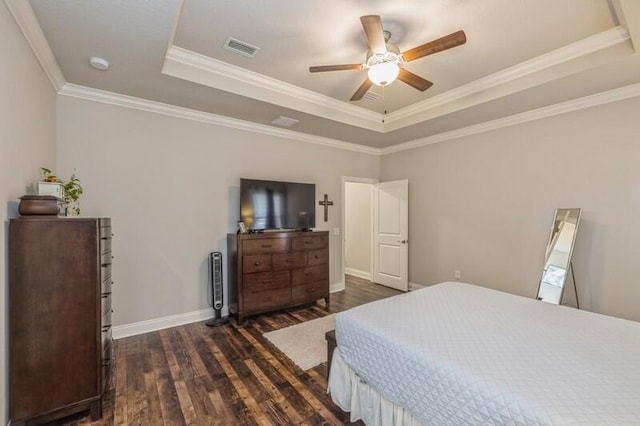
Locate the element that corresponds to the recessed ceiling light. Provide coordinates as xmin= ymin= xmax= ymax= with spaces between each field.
xmin=89 ymin=56 xmax=110 ymax=71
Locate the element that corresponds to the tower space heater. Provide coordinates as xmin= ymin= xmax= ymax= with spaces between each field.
xmin=205 ymin=251 xmax=228 ymax=327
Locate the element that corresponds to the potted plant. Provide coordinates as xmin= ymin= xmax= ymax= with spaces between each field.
xmin=39 ymin=167 xmax=84 ymax=216
xmin=62 ymin=174 xmax=83 ymax=216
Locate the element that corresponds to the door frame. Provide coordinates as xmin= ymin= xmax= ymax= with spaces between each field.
xmin=341 ymin=176 xmax=378 ymax=289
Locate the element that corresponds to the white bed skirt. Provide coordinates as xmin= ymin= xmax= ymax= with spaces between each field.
xmin=328 ymin=348 xmax=424 ymax=426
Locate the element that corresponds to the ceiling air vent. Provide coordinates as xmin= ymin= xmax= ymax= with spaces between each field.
xmin=271 ymin=116 xmax=299 ymax=127
xmin=363 ymin=91 xmax=383 ymax=102
xmin=223 ymin=37 xmax=260 ymax=58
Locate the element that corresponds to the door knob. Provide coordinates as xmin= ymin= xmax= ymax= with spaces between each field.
xmin=397 ymin=239 xmax=408 ymax=244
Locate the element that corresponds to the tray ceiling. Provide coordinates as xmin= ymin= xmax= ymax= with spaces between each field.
xmin=23 ymin=0 xmax=640 ymax=149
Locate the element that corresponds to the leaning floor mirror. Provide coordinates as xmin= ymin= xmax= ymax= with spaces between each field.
xmin=537 ymin=208 xmax=581 ymax=306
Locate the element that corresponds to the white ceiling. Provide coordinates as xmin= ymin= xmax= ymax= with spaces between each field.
xmin=23 ymin=0 xmax=640 ymax=149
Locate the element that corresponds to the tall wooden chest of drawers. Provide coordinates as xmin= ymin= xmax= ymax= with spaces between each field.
xmin=228 ymin=231 xmax=330 ymax=323
xmin=9 ymin=217 xmax=113 ymax=425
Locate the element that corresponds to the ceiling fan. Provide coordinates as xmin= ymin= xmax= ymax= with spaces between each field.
xmin=309 ymin=15 xmax=466 ymax=101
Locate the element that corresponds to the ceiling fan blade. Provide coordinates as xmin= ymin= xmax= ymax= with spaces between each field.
xmin=397 ymin=69 xmax=433 ymax=91
xmin=402 ymin=30 xmax=466 ymax=62
xmin=350 ymin=79 xmax=373 ymax=101
xmin=360 ymin=15 xmax=387 ymax=54
xmin=309 ymin=64 xmax=362 ymax=73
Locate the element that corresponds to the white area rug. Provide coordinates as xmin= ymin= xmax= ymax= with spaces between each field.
xmin=263 ymin=314 xmax=335 ymax=370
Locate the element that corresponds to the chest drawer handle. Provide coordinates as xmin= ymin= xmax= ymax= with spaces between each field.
xmin=304 ymin=240 xmax=311 ymax=245
xmin=254 ymin=261 xmax=260 ymax=266
xmin=262 ymin=279 xmax=273 ymax=284
xmin=285 ymin=259 xmax=295 ymax=263
xmin=314 ymin=255 xmax=320 ymax=259
xmin=261 ymin=244 xmax=272 ymax=248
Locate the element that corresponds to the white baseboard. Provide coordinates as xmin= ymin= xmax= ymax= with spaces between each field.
xmin=409 ymin=282 xmax=427 ymax=291
xmin=112 ymin=306 xmax=228 ymax=339
xmin=330 ymin=281 xmax=345 ymax=293
xmin=344 ymin=267 xmax=372 ymax=280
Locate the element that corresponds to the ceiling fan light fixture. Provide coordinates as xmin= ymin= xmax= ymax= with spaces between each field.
xmin=368 ymin=61 xmax=400 ymax=86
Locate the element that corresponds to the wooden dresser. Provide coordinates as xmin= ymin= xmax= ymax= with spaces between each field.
xmin=228 ymin=231 xmax=330 ymax=323
xmin=9 ymin=217 xmax=113 ymax=425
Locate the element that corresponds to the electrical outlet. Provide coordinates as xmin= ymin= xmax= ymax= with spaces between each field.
xmin=454 ymin=270 xmax=461 ymax=280
xmin=333 ymin=227 xmax=340 ymax=235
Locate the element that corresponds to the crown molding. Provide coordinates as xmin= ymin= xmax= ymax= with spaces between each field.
xmin=383 ymin=26 xmax=631 ymax=131
xmin=58 ymin=83 xmax=381 ymax=156
xmin=164 ymin=27 xmax=631 ymax=134
xmin=57 ymin=82 xmax=640 ymax=158
xmin=163 ymin=46 xmax=385 ymax=132
xmin=381 ymin=82 xmax=640 ymax=155
xmin=616 ymin=0 xmax=640 ymax=52
xmin=4 ymin=0 xmax=65 ymax=91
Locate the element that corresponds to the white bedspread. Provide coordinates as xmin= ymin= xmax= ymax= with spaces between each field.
xmin=334 ymin=282 xmax=640 ymax=425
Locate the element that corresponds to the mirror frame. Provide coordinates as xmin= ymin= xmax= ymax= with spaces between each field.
xmin=537 ymin=208 xmax=582 ymax=305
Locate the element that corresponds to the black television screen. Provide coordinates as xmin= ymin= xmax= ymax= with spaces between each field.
xmin=240 ymin=178 xmax=315 ymax=230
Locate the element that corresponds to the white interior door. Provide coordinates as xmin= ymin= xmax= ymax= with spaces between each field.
xmin=373 ymin=179 xmax=408 ymax=291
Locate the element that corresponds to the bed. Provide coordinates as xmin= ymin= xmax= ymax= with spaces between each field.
xmin=328 ymin=282 xmax=640 ymax=425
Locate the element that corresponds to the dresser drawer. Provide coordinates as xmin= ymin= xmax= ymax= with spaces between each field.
xmin=308 ymin=249 xmax=328 ymax=266
xmin=291 ymin=235 xmax=328 ymax=251
xmin=101 ymin=323 xmax=112 ymax=352
xmin=272 ymin=252 xmax=307 ymax=270
xmin=101 ymin=250 xmax=113 ymax=267
xmin=243 ymin=287 xmax=290 ymax=312
xmin=292 ymin=281 xmax=328 ymax=303
xmin=242 ymin=238 xmax=287 ymax=254
xmin=243 ymin=254 xmax=271 ymax=273
xmin=101 ymin=277 xmax=112 ymax=294
xmin=100 ymin=225 xmax=112 ymax=239
xmin=292 ymin=265 xmax=328 ymax=285
xmin=101 ymin=292 xmax=112 ymax=316
xmin=243 ymin=271 xmax=289 ymax=293
xmin=100 ymin=237 xmax=112 ymax=254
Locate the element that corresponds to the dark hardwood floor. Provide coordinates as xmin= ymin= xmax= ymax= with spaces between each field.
xmin=63 ymin=275 xmax=400 ymax=425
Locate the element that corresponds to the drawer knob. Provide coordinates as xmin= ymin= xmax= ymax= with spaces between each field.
xmin=262 ymin=279 xmax=273 ymax=284
xmin=254 ymin=261 xmax=260 ymax=266
xmin=261 ymin=244 xmax=272 ymax=248
xmin=314 ymin=255 xmax=320 ymax=259
xmin=304 ymin=241 xmax=311 ymax=245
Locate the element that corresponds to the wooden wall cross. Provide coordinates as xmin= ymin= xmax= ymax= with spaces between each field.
xmin=318 ymin=194 xmax=333 ymax=222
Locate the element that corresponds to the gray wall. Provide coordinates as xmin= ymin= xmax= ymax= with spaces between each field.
xmin=0 ymin=3 xmax=57 ymax=423
xmin=380 ymin=96 xmax=640 ymax=322
xmin=56 ymin=96 xmax=380 ymax=327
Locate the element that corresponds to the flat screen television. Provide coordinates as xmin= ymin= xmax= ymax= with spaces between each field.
xmin=240 ymin=178 xmax=316 ymax=231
